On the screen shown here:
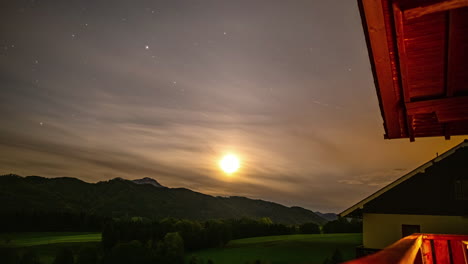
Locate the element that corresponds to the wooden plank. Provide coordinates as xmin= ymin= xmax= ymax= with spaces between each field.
xmin=404 ymin=0 xmax=468 ymax=20
xmin=360 ymin=0 xmax=405 ymax=139
xmin=342 ymin=234 xmax=423 ymax=264
xmin=422 ymin=234 xmax=468 ymax=241
xmin=406 ymin=97 xmax=468 ymax=122
xmin=403 ymin=12 xmax=447 ymax=100
xmin=393 ymin=4 xmax=410 ymax=103
xmin=433 ymin=240 xmax=450 ymax=264
xmin=448 ymin=7 xmax=468 ymax=94
xmin=393 ymin=3 xmax=414 ymax=141
xmin=446 ymin=11 xmax=455 ymax=97
xmin=449 ymin=240 xmax=466 ymax=264
xmin=421 ymin=239 xmax=435 ymax=264
xmin=437 ymin=109 xmax=468 ymax=122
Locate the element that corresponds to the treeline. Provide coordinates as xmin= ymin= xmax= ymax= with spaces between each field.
xmin=102 ymin=217 xmax=298 ymax=251
xmin=0 ymin=212 xmax=105 ymax=232
xmin=0 ymin=211 xmax=360 ymax=235
xmin=0 ymin=217 xmax=361 ymax=264
xmin=323 ymin=217 xmax=362 ymax=233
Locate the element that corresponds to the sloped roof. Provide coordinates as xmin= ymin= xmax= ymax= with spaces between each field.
xmin=340 ymin=139 xmax=468 ymax=217
xmin=358 ymin=0 xmax=468 ymax=141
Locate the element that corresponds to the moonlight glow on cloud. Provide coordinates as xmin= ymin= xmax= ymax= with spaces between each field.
xmin=0 ymin=0 xmax=464 ymax=213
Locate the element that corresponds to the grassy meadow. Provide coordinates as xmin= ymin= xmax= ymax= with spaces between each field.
xmin=0 ymin=232 xmax=101 ymax=264
xmin=0 ymin=232 xmax=362 ymax=264
xmin=187 ymin=233 xmax=362 ymax=264
xmin=0 ymin=232 xmax=101 ymax=247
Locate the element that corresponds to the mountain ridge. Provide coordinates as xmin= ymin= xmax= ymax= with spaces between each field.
xmin=0 ymin=174 xmax=327 ymax=225
xmin=132 ymin=177 xmax=165 ymax=188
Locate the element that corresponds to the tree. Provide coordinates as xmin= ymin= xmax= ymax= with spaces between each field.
xmin=104 ymin=240 xmax=151 ymax=264
xmin=299 ymin=222 xmax=320 ymax=234
xmin=52 ymin=248 xmax=74 ymax=264
xmin=188 ymin=255 xmax=203 ymax=264
xmin=19 ymin=251 xmax=41 ymax=264
xmin=156 ymin=232 xmax=185 ymax=264
xmin=76 ymin=247 xmax=98 ymax=264
xmin=0 ymin=248 xmax=19 ymax=264
xmin=323 ymin=248 xmax=343 ymax=264
xmin=323 ymin=217 xmax=362 ymax=233
xmin=102 ymin=221 xmax=118 ymax=250
xmin=330 ymin=248 xmax=343 ymax=263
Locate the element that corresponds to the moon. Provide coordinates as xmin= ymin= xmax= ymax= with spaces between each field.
xmin=219 ymin=154 xmax=240 ymax=174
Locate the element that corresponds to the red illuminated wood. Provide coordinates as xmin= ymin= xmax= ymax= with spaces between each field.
xmin=448 ymin=8 xmax=468 ymax=95
xmin=342 ymin=234 xmax=422 ymax=264
xmin=403 ymin=0 xmax=468 ymax=20
xmin=446 ymin=11 xmax=455 ymax=97
xmin=393 ymin=4 xmax=410 ymax=103
xmin=344 ymin=234 xmax=468 ymax=264
xmin=449 ymin=240 xmax=466 ymax=264
xmin=360 ymin=0 xmax=405 ymax=139
xmin=433 ymin=239 xmax=450 ymax=263
xmin=422 ymin=234 xmax=468 ymax=241
xmin=406 ymin=97 xmax=468 ymax=122
xmin=421 ymin=239 xmax=434 ymax=264
xmin=358 ymin=0 xmax=468 ymax=140
xmin=393 ymin=4 xmax=414 ymax=140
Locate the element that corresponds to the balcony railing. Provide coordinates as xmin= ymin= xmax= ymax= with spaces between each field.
xmin=343 ymin=234 xmax=468 ymax=264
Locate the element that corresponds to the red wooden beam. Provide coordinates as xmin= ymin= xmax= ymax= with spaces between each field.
xmin=447 ymin=8 xmax=468 ymax=96
xmin=344 ymin=234 xmax=468 ymax=264
xmin=360 ymin=0 xmax=406 ymax=139
xmin=405 ymin=97 xmax=468 ymax=122
xmin=403 ymin=0 xmax=468 ymax=20
xmin=393 ymin=3 xmax=414 ymax=141
xmin=449 ymin=240 xmax=466 ymax=264
xmin=342 ymin=234 xmax=422 ymax=264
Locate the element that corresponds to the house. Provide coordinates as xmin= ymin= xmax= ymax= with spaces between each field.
xmin=341 ymin=0 xmax=468 ymax=262
xmin=340 ymin=140 xmax=468 ymax=252
xmin=358 ymin=0 xmax=468 ymax=141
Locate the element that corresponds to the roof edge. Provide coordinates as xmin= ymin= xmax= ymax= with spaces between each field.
xmin=340 ymin=139 xmax=468 ymax=217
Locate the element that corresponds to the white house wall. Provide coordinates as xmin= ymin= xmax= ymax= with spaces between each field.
xmin=363 ymin=213 xmax=468 ymax=249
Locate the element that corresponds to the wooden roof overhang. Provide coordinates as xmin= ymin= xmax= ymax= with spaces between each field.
xmin=358 ymin=0 xmax=468 ymax=141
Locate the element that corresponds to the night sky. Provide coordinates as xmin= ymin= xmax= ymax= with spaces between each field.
xmin=1 ymin=0 xmax=465 ymax=213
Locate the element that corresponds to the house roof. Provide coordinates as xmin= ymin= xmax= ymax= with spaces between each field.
xmin=358 ymin=0 xmax=468 ymax=141
xmin=340 ymin=139 xmax=468 ymax=217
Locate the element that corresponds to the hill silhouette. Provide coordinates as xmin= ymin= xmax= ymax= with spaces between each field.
xmin=0 ymin=174 xmax=327 ymax=225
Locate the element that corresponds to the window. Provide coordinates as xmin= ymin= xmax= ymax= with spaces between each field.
xmin=454 ymin=179 xmax=468 ymax=200
xmin=402 ymin=224 xmax=420 ymax=237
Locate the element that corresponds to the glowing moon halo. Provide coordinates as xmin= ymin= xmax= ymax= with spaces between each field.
xmin=219 ymin=154 xmax=240 ymax=174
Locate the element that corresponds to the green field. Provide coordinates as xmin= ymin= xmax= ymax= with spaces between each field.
xmin=1 ymin=232 xmax=362 ymax=264
xmin=186 ymin=233 xmax=362 ymax=264
xmin=0 ymin=232 xmax=101 ymax=247
xmin=0 ymin=232 xmax=102 ymax=264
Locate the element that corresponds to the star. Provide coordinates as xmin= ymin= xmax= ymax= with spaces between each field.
xmin=145 ymin=45 xmax=149 ymax=50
